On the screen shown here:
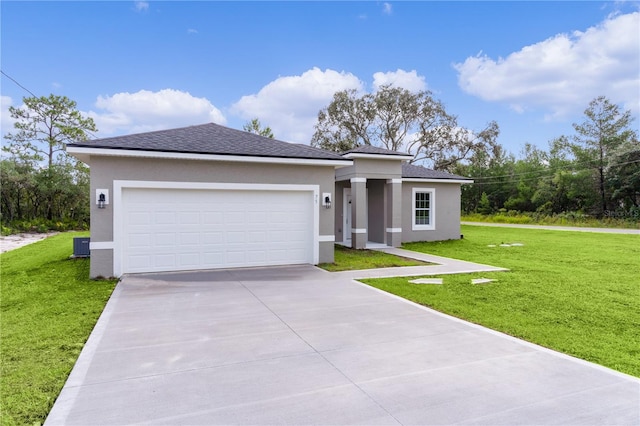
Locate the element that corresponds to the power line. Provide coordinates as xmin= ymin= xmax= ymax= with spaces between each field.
xmin=1 ymin=69 xmax=98 ymax=140
xmin=1 ymin=69 xmax=38 ymax=97
xmin=468 ymin=154 xmax=640 ymax=182
xmin=467 ymin=158 xmax=640 ymax=187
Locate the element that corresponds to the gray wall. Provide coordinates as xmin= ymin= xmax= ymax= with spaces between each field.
xmin=88 ymin=155 xmax=337 ymax=277
xmin=401 ymin=182 xmax=462 ymax=242
xmin=336 ymin=158 xmax=402 ymax=181
xmin=367 ymin=180 xmax=386 ymax=244
xmin=333 ymin=181 xmax=348 ymax=243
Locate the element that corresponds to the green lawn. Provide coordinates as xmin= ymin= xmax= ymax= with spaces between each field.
xmin=361 ymin=225 xmax=640 ymax=377
xmin=318 ymin=244 xmax=428 ymax=271
xmin=0 ymin=233 xmax=117 ymax=426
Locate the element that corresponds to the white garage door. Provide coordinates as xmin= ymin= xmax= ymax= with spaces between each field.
xmin=121 ymin=187 xmax=315 ymax=274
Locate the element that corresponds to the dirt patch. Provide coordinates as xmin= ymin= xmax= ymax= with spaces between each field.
xmin=0 ymin=233 xmax=59 ymax=253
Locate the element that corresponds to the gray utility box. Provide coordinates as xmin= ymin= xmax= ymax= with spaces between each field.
xmin=73 ymin=237 xmax=90 ymax=258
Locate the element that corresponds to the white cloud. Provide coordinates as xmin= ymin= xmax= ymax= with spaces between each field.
xmin=134 ymin=1 xmax=149 ymax=12
xmin=372 ymin=69 xmax=427 ymax=92
xmin=454 ymin=12 xmax=640 ymax=118
xmin=86 ymin=89 xmax=226 ymax=136
xmin=231 ymin=67 xmax=363 ymax=143
xmin=187 ymin=28 xmax=198 ymax=34
xmin=383 ymin=2 xmax=392 ymax=15
xmin=1 ymin=96 xmax=16 ymax=137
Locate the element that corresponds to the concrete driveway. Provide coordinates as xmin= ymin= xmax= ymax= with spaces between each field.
xmin=47 ymin=266 xmax=639 ymax=425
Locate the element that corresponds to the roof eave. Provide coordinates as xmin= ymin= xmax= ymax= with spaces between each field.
xmin=402 ymin=177 xmax=474 ymax=184
xmin=65 ymin=146 xmax=354 ymax=168
xmin=342 ymin=152 xmax=414 ymax=161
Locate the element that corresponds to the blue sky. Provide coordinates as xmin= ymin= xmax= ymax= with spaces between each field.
xmin=1 ymin=1 xmax=638 ymax=156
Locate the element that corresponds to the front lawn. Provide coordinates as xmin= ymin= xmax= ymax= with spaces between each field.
xmin=318 ymin=244 xmax=428 ymax=271
xmin=361 ymin=225 xmax=640 ymax=377
xmin=0 ymin=233 xmax=117 ymax=426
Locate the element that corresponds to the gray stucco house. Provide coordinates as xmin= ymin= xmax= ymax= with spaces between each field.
xmin=67 ymin=123 xmax=472 ymax=278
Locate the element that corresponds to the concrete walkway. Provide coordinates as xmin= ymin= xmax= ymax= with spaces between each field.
xmin=334 ymin=247 xmax=507 ymax=280
xmin=462 ymin=221 xmax=640 ymax=234
xmin=46 ymin=263 xmax=639 ymax=425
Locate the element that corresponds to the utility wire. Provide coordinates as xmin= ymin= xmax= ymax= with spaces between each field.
xmin=1 ymin=69 xmax=38 ymax=97
xmin=467 ymin=158 xmax=640 ymax=186
xmin=468 ymin=155 xmax=640 ymax=182
xmin=1 ymin=69 xmax=98 ymax=140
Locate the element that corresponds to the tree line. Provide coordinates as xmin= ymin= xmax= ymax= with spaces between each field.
xmin=453 ymin=97 xmax=639 ymax=219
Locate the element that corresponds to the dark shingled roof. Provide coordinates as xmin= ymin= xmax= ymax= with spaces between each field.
xmin=342 ymin=145 xmax=411 ymax=156
xmin=402 ymin=163 xmax=471 ymax=180
xmin=67 ymin=123 xmax=347 ymax=161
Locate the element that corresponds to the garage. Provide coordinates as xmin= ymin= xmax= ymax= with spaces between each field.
xmin=117 ymin=185 xmax=316 ymax=274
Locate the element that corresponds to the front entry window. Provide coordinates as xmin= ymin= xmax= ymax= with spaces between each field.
xmin=412 ymin=188 xmax=435 ymax=230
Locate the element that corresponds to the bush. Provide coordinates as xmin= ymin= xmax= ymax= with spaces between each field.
xmin=462 ymin=211 xmax=638 ymax=229
xmin=1 ymin=219 xmax=88 ymax=235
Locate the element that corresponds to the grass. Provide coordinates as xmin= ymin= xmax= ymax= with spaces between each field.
xmin=318 ymin=244 xmax=429 ymax=272
xmin=1 ymin=233 xmax=117 ymax=426
xmin=361 ymin=225 xmax=640 ymax=377
xmin=462 ymin=212 xmax=640 ymax=229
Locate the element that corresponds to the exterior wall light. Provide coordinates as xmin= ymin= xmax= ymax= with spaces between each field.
xmin=323 ymin=193 xmax=332 ymax=209
xmin=96 ymin=189 xmax=109 ymax=209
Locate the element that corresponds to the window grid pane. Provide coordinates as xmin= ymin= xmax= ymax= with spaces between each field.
xmin=414 ymin=191 xmax=431 ymax=226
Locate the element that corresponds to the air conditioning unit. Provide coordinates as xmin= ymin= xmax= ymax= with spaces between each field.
xmin=73 ymin=237 xmax=90 ymax=258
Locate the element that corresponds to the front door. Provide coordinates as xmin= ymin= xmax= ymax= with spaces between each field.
xmin=343 ymin=188 xmax=352 ymax=244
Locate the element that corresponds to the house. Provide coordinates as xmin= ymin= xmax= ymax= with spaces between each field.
xmin=66 ymin=123 xmax=472 ymax=278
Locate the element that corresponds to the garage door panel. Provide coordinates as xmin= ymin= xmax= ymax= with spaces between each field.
xmin=156 ymin=212 xmax=176 ymax=225
xmin=203 ymin=212 xmax=223 ymax=225
xmin=122 ymin=188 xmax=314 ymax=274
xmin=178 ymin=253 xmax=199 ymax=267
xmin=179 ymin=233 xmax=200 ymax=245
xmin=156 ymin=233 xmax=176 ymax=247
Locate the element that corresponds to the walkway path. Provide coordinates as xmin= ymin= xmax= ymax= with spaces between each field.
xmin=334 ymin=247 xmax=507 ymax=280
xmin=462 ymin=221 xmax=640 ymax=234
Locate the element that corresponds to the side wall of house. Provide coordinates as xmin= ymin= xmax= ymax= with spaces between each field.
xmin=401 ymin=181 xmax=462 ymax=242
xmin=88 ymin=156 xmax=337 ymax=277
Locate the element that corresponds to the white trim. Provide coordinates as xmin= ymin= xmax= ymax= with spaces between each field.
xmin=352 ymin=228 xmax=367 ymax=234
xmin=318 ymin=235 xmax=335 ymax=242
xmin=386 ymin=179 xmax=402 ymax=184
xmin=89 ymin=241 xmax=114 ymax=250
xmin=350 ymin=177 xmax=367 ymax=183
xmin=386 ymin=228 xmax=402 ymax=233
xmin=112 ymin=180 xmax=319 ymax=277
xmin=402 ymin=178 xmax=473 ymax=184
xmin=412 ymin=187 xmax=436 ymax=231
xmin=343 ymin=153 xmax=413 ymax=161
xmin=66 ymin=146 xmax=353 ymax=168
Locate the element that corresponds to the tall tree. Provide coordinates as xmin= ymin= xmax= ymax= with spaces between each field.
xmin=570 ymin=96 xmax=637 ymax=216
xmin=3 ymin=94 xmax=97 ymax=168
xmin=242 ymin=118 xmax=274 ymax=138
xmin=311 ymin=85 xmax=499 ymax=170
xmin=3 ymin=94 xmax=96 ymax=220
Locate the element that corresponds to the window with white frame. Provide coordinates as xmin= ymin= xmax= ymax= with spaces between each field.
xmin=412 ymin=188 xmax=435 ymax=230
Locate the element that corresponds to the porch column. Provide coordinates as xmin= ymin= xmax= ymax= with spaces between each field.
xmin=386 ymin=179 xmax=402 ymax=247
xmin=350 ymin=177 xmax=367 ymax=249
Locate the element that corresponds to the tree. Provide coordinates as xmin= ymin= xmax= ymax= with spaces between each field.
xmin=4 ymin=94 xmax=97 ymax=169
xmin=311 ymin=85 xmax=499 ymax=170
xmin=3 ymin=94 xmax=96 ymax=221
xmin=242 ymin=118 xmax=274 ymax=138
xmin=570 ymin=96 xmax=638 ymax=216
